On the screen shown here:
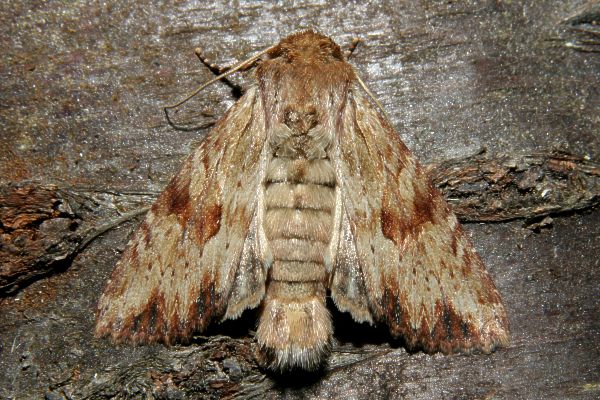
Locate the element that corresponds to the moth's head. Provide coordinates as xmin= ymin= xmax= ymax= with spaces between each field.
xmin=268 ymin=31 xmax=344 ymax=63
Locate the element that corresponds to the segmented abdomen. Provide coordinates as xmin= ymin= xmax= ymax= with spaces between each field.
xmin=265 ymin=157 xmax=335 ymax=278
xmin=258 ymin=155 xmax=336 ymax=370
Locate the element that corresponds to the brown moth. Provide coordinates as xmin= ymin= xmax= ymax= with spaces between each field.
xmin=95 ymin=31 xmax=509 ymax=371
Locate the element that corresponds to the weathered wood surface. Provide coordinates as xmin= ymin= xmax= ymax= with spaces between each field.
xmin=0 ymin=1 xmax=598 ymax=399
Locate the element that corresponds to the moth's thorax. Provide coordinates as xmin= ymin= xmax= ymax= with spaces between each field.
xmin=267 ymin=30 xmax=345 ymax=64
xmin=257 ymin=32 xmax=355 ymax=131
xmin=257 ymin=59 xmax=355 ymax=99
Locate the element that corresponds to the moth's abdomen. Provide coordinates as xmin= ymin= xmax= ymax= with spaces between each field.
xmin=258 ymin=154 xmax=336 ymax=370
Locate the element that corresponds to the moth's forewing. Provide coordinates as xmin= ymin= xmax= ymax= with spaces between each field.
xmin=95 ymin=89 xmax=268 ymax=344
xmin=330 ymin=88 xmax=509 ymax=353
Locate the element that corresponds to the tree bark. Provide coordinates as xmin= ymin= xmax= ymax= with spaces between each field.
xmin=1 ymin=1 xmax=598 ymax=399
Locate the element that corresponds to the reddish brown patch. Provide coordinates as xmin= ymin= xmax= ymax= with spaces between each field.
xmin=119 ymin=289 xmax=169 ymax=344
xmin=426 ymin=300 xmax=478 ymax=354
xmin=381 ymin=169 xmax=449 ymax=246
xmin=381 ymin=141 xmax=410 ymax=182
xmin=378 ymin=276 xmax=413 ymax=339
xmin=444 ymin=261 xmax=455 ymax=278
xmin=193 ymin=203 xmax=223 ymax=250
xmin=476 ymin=291 xmax=488 ymax=305
xmin=477 ymin=278 xmax=502 ymax=306
xmin=450 ymin=225 xmax=460 ymax=256
xmin=140 ymin=221 xmax=153 ymax=247
xmin=153 ymin=163 xmax=192 ymax=226
xmin=411 ymin=180 xmax=437 ymax=229
xmin=380 ymin=198 xmax=402 ymax=245
xmin=383 ymin=143 xmax=395 ymax=164
xmin=460 ymin=248 xmax=476 ymax=276
xmin=201 ymin=146 xmax=211 ymax=174
xmin=126 ymin=240 xmax=138 ymax=260
xmin=186 ymin=273 xmax=223 ymax=334
xmin=489 ymin=287 xmax=503 ymax=305
xmin=269 ymin=31 xmax=343 ymax=60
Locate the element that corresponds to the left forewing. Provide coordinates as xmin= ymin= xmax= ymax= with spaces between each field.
xmin=95 ymin=87 xmax=268 ymax=344
xmin=331 ymin=87 xmax=509 ymax=354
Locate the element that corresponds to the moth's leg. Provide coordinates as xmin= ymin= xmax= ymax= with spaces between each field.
xmin=344 ymin=38 xmax=361 ymax=60
xmin=194 ymin=48 xmax=245 ymax=97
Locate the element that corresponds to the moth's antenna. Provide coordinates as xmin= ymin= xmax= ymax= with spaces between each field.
xmin=346 ymin=38 xmax=390 ymax=120
xmin=356 ymin=74 xmax=390 ymax=120
xmin=164 ymin=45 xmax=274 ymax=114
xmin=194 ymin=47 xmax=231 ymax=75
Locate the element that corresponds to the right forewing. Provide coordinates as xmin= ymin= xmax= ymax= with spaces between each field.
xmin=330 ymin=87 xmax=509 ymax=354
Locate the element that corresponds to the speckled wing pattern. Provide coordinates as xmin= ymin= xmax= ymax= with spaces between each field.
xmin=330 ymin=87 xmax=509 ymax=353
xmin=95 ymin=87 xmax=268 ymax=344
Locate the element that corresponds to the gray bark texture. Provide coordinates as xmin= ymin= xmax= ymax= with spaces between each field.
xmin=1 ymin=1 xmax=599 ymax=399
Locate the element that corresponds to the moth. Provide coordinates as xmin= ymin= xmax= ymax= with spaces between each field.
xmin=95 ymin=31 xmax=509 ymax=371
